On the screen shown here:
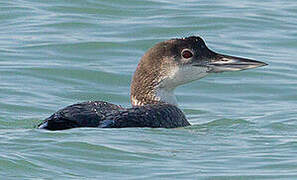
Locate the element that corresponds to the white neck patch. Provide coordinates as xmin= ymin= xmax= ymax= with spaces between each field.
xmin=131 ymin=65 xmax=209 ymax=106
xmin=155 ymin=87 xmax=178 ymax=106
xmin=155 ymin=65 xmax=209 ymax=105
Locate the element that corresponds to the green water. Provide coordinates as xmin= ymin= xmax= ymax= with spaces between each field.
xmin=1 ymin=0 xmax=297 ymax=179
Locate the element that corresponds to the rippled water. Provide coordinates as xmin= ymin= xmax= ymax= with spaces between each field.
xmin=1 ymin=0 xmax=297 ymax=179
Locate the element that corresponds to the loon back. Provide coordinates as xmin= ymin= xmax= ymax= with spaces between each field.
xmin=38 ymin=36 xmax=266 ymax=130
xmin=38 ymin=101 xmax=189 ymax=130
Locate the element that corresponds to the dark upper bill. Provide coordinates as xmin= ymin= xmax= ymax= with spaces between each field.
xmin=203 ymin=53 xmax=267 ymax=73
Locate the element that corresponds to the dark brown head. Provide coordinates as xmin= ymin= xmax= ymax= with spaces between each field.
xmin=130 ymin=36 xmax=267 ymax=106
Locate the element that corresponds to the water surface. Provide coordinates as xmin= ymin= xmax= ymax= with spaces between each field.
xmin=0 ymin=0 xmax=297 ymax=179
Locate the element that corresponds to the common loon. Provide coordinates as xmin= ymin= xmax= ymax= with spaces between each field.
xmin=38 ymin=36 xmax=267 ymax=130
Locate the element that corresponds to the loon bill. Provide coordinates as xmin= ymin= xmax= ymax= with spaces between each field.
xmin=38 ymin=36 xmax=267 ymax=130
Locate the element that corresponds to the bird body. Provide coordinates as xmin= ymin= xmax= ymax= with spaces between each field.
xmin=38 ymin=36 xmax=267 ymax=130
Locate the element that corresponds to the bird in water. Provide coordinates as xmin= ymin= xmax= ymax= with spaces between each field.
xmin=38 ymin=36 xmax=267 ymax=130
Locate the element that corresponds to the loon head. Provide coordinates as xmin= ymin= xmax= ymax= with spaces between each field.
xmin=130 ymin=36 xmax=267 ymax=106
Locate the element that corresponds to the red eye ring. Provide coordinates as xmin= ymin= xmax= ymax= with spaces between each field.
xmin=181 ymin=49 xmax=193 ymax=59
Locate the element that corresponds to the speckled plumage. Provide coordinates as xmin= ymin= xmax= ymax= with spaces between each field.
xmin=39 ymin=101 xmax=189 ymax=130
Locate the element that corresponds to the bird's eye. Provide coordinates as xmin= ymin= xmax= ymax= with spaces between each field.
xmin=181 ymin=49 xmax=193 ymax=59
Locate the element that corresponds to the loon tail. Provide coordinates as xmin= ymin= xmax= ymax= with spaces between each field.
xmin=37 ymin=121 xmax=48 ymax=129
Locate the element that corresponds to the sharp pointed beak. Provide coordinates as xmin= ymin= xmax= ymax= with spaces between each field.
xmin=205 ymin=53 xmax=268 ymax=73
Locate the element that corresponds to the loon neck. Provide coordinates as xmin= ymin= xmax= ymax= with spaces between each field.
xmin=131 ymin=86 xmax=177 ymax=106
xmin=155 ymin=87 xmax=178 ymax=106
xmin=130 ymin=60 xmax=178 ymax=106
xmin=130 ymin=44 xmax=178 ymax=106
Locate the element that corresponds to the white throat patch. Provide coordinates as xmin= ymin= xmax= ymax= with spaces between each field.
xmin=155 ymin=88 xmax=177 ymax=106
xmin=131 ymin=65 xmax=209 ymax=106
xmin=155 ymin=65 xmax=209 ymax=105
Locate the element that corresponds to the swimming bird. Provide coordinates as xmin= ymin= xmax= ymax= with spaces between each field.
xmin=38 ymin=36 xmax=267 ymax=130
